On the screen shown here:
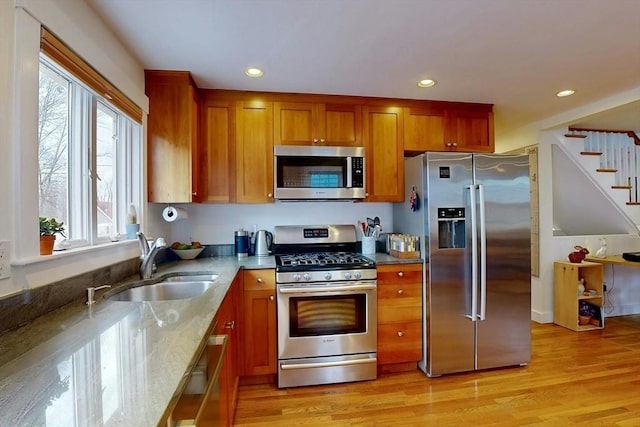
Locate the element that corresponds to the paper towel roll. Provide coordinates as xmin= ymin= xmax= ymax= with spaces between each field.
xmin=162 ymin=206 xmax=188 ymax=222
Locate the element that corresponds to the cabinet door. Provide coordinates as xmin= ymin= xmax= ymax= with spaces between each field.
xmin=215 ymin=273 xmax=241 ymax=425
xmin=378 ymin=282 xmax=422 ymax=323
xmin=200 ymin=100 xmax=235 ymax=203
xmin=377 ymin=321 xmax=422 ymax=364
xmin=363 ymin=106 xmax=404 ymax=202
xmin=242 ymin=270 xmax=277 ymax=375
xmin=377 ymin=263 xmax=422 ymax=367
xmin=145 ymin=71 xmax=197 ymax=203
xmin=324 ymin=103 xmax=362 ymax=146
xmin=274 ymin=102 xmax=316 ymax=145
xmin=190 ymin=87 xmax=202 ymax=202
xmin=236 ymin=101 xmax=274 ymax=203
xmin=445 ymin=110 xmax=494 ymax=152
xmin=274 ymin=102 xmax=362 ymax=146
xmin=403 ymin=107 xmax=445 ymax=152
xmin=214 ymin=292 xmax=234 ymax=427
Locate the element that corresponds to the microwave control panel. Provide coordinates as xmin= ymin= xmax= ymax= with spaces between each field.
xmin=351 ymin=157 xmax=364 ymax=188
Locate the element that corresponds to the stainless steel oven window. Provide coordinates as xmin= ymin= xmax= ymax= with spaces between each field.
xmin=289 ymin=294 xmax=367 ymax=337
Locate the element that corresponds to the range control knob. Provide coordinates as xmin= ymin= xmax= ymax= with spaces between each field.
xmin=354 ymin=271 xmax=362 ymax=280
xmin=344 ymin=272 xmax=352 ymax=280
xmin=303 ymin=273 xmax=312 ymax=281
xmin=324 ymin=272 xmax=332 ymax=280
xmin=292 ymin=274 xmax=301 ymax=282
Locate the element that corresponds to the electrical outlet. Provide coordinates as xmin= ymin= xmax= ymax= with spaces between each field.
xmin=0 ymin=240 xmax=10 ymax=280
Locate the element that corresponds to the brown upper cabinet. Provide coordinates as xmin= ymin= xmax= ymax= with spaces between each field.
xmin=363 ymin=105 xmax=404 ymax=202
xmin=200 ymin=95 xmax=235 ymax=203
xmin=403 ymin=106 xmax=445 ymax=152
xmin=235 ymin=101 xmax=274 ymax=203
xmin=274 ymin=102 xmax=362 ymax=146
xmin=445 ymin=109 xmax=494 ymax=152
xmin=404 ymin=105 xmax=494 ymax=153
xmin=148 ymin=83 xmax=494 ymax=204
xmin=145 ymin=70 xmax=200 ymax=203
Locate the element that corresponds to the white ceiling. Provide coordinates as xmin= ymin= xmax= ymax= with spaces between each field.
xmin=87 ymin=0 xmax=640 ymax=135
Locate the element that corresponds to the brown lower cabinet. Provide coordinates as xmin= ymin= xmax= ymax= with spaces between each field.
xmin=215 ymin=273 xmax=242 ymax=425
xmin=168 ymin=274 xmax=241 ymax=426
xmin=241 ymin=269 xmax=277 ymax=379
xmin=169 ymin=262 xmax=426 ymax=424
xmin=376 ymin=263 xmax=423 ymax=373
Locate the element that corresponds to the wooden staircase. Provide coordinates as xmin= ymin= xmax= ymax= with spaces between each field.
xmin=565 ymin=127 xmax=640 ymax=206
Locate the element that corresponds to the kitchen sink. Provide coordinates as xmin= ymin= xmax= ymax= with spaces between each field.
xmin=105 ymin=273 xmax=219 ymax=302
xmin=162 ymin=274 xmax=219 ymax=282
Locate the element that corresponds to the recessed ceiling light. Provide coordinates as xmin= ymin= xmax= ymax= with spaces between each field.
xmin=556 ymin=89 xmax=575 ymax=97
xmin=417 ymin=79 xmax=437 ymax=88
xmin=245 ymin=67 xmax=264 ymax=78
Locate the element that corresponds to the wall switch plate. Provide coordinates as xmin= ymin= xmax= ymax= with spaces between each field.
xmin=0 ymin=240 xmax=10 ymax=280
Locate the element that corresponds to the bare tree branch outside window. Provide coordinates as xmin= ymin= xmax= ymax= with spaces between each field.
xmin=38 ymin=65 xmax=69 ymax=223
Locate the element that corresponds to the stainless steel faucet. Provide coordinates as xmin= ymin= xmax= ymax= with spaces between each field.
xmin=137 ymin=232 xmax=167 ymax=279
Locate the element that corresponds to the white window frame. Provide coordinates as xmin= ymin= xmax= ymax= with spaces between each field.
xmin=38 ymin=54 xmax=142 ymax=251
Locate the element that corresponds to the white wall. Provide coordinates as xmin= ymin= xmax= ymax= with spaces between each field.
xmin=496 ymin=88 xmax=640 ymax=322
xmin=0 ymin=0 xmax=17 ymax=296
xmin=157 ymin=202 xmax=393 ymax=245
xmin=0 ymin=0 xmax=150 ymax=298
xmin=513 ymin=101 xmax=640 ymax=323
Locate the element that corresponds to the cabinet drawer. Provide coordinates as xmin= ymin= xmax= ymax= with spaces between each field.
xmin=378 ymin=282 xmax=422 ymax=323
xmin=170 ymin=335 xmax=227 ymax=426
xmin=243 ymin=269 xmax=275 ymax=291
xmin=377 ymin=321 xmax=422 ymax=365
xmin=377 ymin=264 xmax=422 ymax=285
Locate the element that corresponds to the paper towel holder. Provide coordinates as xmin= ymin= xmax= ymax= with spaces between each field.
xmin=162 ymin=205 xmax=188 ymax=223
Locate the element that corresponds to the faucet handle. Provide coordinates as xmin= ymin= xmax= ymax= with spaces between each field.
xmin=153 ymin=237 xmax=167 ymax=249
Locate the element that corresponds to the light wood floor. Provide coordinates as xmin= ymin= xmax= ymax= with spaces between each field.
xmin=234 ymin=315 xmax=640 ymax=426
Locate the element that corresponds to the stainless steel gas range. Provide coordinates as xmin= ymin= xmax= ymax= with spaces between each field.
xmin=273 ymin=225 xmax=377 ymax=388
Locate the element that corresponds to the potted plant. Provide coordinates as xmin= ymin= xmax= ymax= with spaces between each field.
xmin=39 ymin=216 xmax=65 ymax=255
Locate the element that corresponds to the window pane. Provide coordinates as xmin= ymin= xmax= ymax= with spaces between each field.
xmin=38 ymin=63 xmax=70 ymax=226
xmin=96 ymin=103 xmax=117 ymax=239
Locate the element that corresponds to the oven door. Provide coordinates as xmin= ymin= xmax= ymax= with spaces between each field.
xmin=277 ymin=281 xmax=377 ymax=360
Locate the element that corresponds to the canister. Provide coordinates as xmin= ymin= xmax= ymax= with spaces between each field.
xmin=235 ymin=228 xmax=249 ymax=258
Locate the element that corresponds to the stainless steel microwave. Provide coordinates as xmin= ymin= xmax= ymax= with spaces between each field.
xmin=274 ymin=145 xmax=366 ymax=200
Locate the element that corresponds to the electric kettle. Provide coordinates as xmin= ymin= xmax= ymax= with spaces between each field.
xmin=254 ymin=230 xmax=273 ymax=257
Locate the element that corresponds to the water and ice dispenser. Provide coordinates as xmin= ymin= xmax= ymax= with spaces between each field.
xmin=437 ymin=207 xmax=466 ymax=249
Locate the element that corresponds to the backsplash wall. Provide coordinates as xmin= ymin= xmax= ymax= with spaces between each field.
xmin=155 ymin=202 xmax=394 ymax=245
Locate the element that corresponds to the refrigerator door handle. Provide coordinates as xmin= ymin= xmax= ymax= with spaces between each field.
xmin=477 ymin=184 xmax=487 ymax=321
xmin=467 ymin=184 xmax=478 ymax=322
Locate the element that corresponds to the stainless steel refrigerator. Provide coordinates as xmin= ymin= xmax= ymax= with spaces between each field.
xmin=394 ymin=152 xmax=531 ymax=377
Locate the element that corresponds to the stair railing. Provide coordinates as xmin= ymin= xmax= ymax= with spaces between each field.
xmin=567 ymin=127 xmax=640 ymax=204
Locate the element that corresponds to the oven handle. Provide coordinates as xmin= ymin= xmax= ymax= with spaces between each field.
xmin=278 ymin=283 xmax=377 ymax=294
xmin=280 ymin=357 xmax=377 ymax=370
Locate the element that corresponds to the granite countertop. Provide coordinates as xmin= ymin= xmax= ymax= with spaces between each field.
xmin=0 ymin=256 xmax=275 ymax=427
xmin=0 ymin=253 xmax=417 ymax=426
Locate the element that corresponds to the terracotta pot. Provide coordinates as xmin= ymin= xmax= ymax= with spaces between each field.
xmin=40 ymin=235 xmax=56 ymax=255
xmin=578 ymin=315 xmax=592 ymax=326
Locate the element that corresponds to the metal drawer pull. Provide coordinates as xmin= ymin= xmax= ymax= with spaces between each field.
xmin=257 ymin=277 xmax=263 ymax=283
xmin=269 ymin=295 xmax=274 ymax=301
xmin=397 ymin=289 xmax=404 ymax=295
xmin=280 ymin=357 xmax=377 ymax=370
xmin=397 ymin=271 xmax=404 ymax=277
xmin=224 ymin=320 xmax=235 ymax=329
xmin=397 ymin=331 xmax=404 ymax=337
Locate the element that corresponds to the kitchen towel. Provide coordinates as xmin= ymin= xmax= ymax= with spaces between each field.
xmin=162 ymin=206 xmax=188 ymax=222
